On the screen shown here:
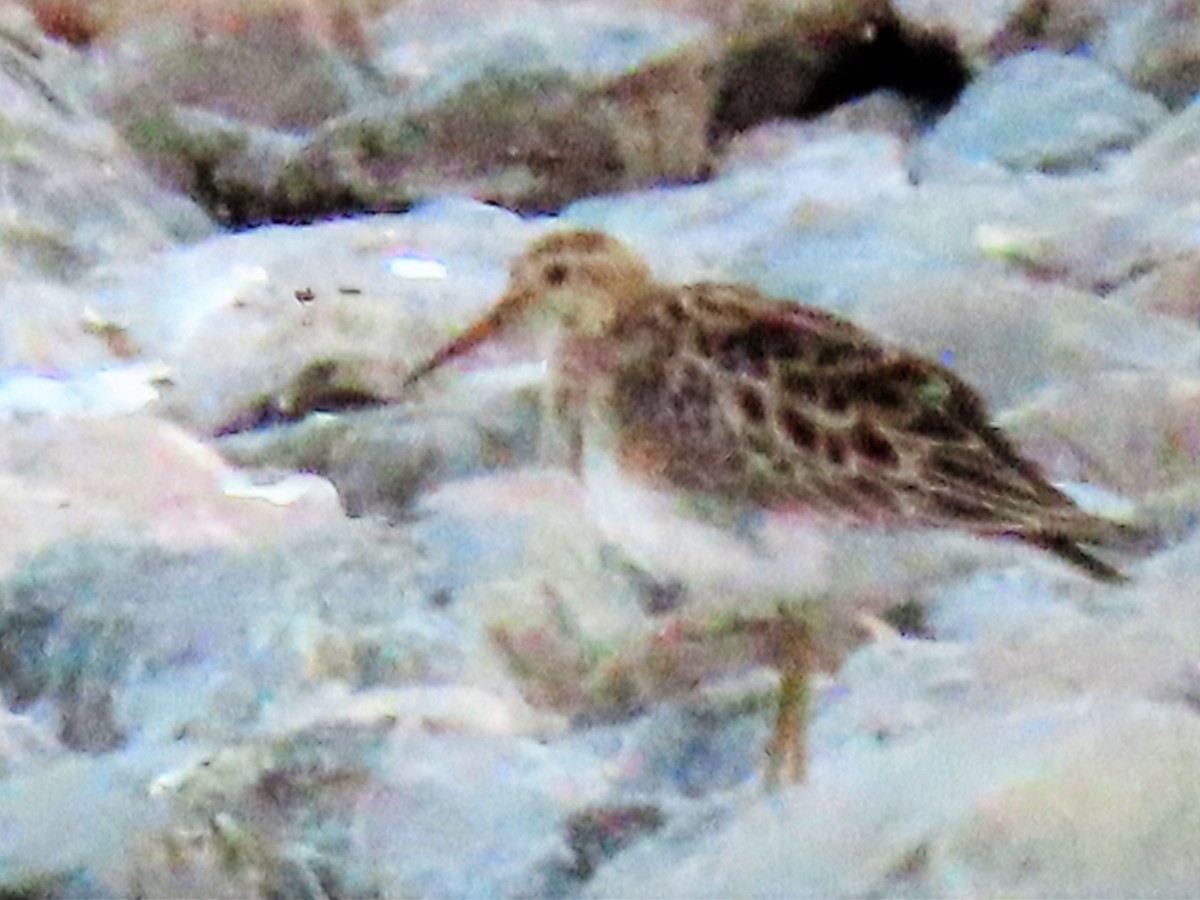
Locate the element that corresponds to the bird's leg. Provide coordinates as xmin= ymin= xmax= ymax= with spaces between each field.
xmin=674 ymin=604 xmax=823 ymax=788
xmin=762 ymin=613 xmax=814 ymax=787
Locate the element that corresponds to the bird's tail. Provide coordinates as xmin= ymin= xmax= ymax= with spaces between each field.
xmin=1021 ymin=516 xmax=1163 ymax=584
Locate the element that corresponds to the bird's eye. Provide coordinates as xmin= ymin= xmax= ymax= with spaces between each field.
xmin=544 ymin=263 xmax=569 ymax=286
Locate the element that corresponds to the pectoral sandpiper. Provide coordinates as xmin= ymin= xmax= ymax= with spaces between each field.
xmin=403 ymin=229 xmax=1147 ymax=784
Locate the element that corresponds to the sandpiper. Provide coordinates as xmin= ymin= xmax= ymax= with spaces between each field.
xmin=404 ymin=229 xmax=1146 ymax=783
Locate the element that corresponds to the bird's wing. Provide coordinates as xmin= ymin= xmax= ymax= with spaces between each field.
xmin=605 ymin=283 xmax=1138 ymax=579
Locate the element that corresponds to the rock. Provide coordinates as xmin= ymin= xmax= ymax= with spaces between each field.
xmin=0 ymin=753 xmax=160 ymax=895
xmin=86 ymin=201 xmax=542 ymax=434
xmin=101 ymin=0 xmax=715 ymax=224
xmin=0 ymin=705 xmax=59 ymax=778
xmin=0 ymin=3 xmax=211 ymax=377
xmin=1003 ymin=0 xmax=1200 ymax=108
xmin=0 ymin=686 xmax=593 ymax=896
xmin=1117 ymin=98 xmax=1200 ymax=197
xmin=0 ymin=282 xmax=138 ymax=370
xmin=0 ymin=362 xmax=165 ymax=416
xmin=97 ymin=4 xmax=384 ymax=228
xmin=1118 ymin=249 xmax=1200 ymax=323
xmin=215 ymin=399 xmax=540 ymax=521
xmin=1093 ymin=2 xmax=1200 ymax=106
xmin=23 ymin=0 xmax=377 ymax=50
xmin=313 ymin=0 xmax=715 ymax=213
xmin=0 ymin=414 xmax=343 ymax=577
xmin=102 ymin=12 xmax=372 ymax=131
xmin=938 ymin=704 xmax=1200 ymax=896
xmin=0 ymin=3 xmax=210 ymax=282
xmin=892 ymin=0 xmax=1028 ymax=59
xmin=917 ymin=50 xmax=1168 ymax=173
xmin=562 ymin=803 xmax=667 ymax=881
xmin=589 ymin=701 xmax=1200 ymax=898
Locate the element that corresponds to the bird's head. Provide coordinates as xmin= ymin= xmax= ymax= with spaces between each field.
xmin=403 ymin=229 xmax=653 ymax=388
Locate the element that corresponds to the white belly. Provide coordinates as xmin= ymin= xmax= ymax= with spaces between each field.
xmin=580 ymin=439 xmax=1022 ymax=619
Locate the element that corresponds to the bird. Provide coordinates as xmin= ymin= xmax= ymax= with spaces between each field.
xmin=402 ymin=228 xmax=1148 ymax=784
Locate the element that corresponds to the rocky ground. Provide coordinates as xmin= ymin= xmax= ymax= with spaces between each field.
xmin=5 ymin=0 xmax=1200 ymax=896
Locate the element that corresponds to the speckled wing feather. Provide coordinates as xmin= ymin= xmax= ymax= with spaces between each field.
xmin=600 ymin=282 xmax=1138 ymax=582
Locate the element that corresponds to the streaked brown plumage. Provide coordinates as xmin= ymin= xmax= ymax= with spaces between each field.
xmin=407 ymin=228 xmax=1140 ymax=583
xmin=404 ymin=228 xmax=1147 ymax=784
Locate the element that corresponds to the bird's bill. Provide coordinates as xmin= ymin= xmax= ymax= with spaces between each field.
xmin=403 ymin=290 xmax=530 ymax=388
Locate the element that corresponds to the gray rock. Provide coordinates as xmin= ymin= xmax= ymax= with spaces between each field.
xmin=918 ymin=50 xmax=1168 ymax=172
xmin=85 ymin=203 xmax=542 ymax=434
xmin=373 ymin=0 xmax=712 ymax=105
xmin=892 ymin=0 xmax=1027 ymax=58
xmin=589 ymin=700 xmax=1200 ymax=898
xmin=314 ymin=0 xmax=715 ymax=213
xmin=0 ymin=5 xmax=210 ymax=282
xmin=101 ymin=0 xmax=715 ymax=224
xmin=215 ymin=399 xmax=540 ymax=521
xmin=1093 ymin=2 xmax=1200 ymax=107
